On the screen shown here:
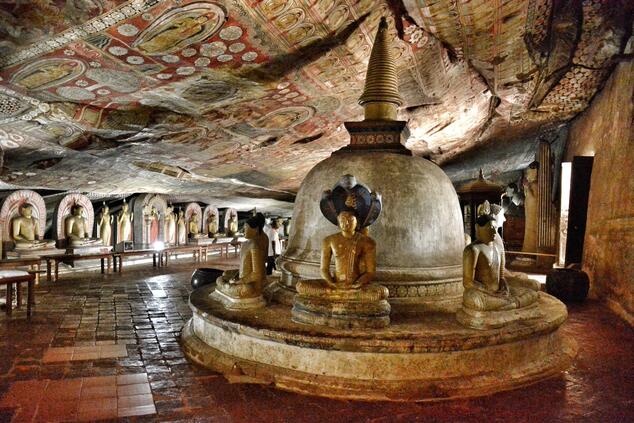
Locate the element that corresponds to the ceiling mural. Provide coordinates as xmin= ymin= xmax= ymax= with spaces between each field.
xmin=0 ymin=0 xmax=631 ymax=209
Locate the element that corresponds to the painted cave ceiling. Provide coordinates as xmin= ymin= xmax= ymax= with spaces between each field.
xmin=0 ymin=0 xmax=631 ymax=210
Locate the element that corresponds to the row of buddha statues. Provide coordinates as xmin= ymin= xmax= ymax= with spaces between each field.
xmin=210 ymin=174 xmax=541 ymax=331
xmin=1 ymin=191 xmax=254 ymax=258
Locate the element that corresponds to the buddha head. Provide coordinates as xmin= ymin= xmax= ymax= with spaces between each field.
xmin=526 ymin=161 xmax=539 ymax=182
xmin=166 ymin=206 xmax=173 ymax=215
xmin=244 ymin=213 xmax=265 ymax=239
xmin=475 ymin=214 xmax=496 ymax=244
xmin=337 ymin=210 xmax=357 ymax=235
xmin=73 ymin=205 xmax=85 ymax=217
xmin=19 ymin=204 xmax=33 ymax=218
xmin=102 ymin=204 xmax=109 ymax=215
xmin=490 ymin=204 xmax=505 ymax=229
xmin=122 ymin=202 xmax=129 ymax=213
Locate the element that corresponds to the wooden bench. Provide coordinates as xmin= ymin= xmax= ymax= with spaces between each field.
xmin=162 ymin=245 xmax=205 ymax=266
xmin=42 ymin=253 xmax=112 ymax=282
xmin=0 ymin=270 xmax=35 ymax=317
xmin=0 ymin=257 xmax=42 ymax=283
xmin=112 ymin=249 xmax=163 ymax=273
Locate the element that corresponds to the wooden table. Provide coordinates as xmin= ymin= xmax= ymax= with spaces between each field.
xmin=112 ymin=249 xmax=163 ymax=273
xmin=0 ymin=271 xmax=35 ymax=317
xmin=42 ymin=253 xmax=112 ymax=282
xmin=0 ymin=257 xmax=42 ymax=283
xmin=162 ymin=245 xmax=205 ymax=266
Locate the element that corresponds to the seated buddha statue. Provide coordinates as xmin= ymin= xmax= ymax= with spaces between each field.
xmin=188 ymin=214 xmax=207 ymax=239
xmin=206 ymin=212 xmax=218 ymax=237
xmin=292 ymin=175 xmax=390 ymax=329
xmin=457 ymin=206 xmax=539 ymax=329
xmin=212 ymin=213 xmax=268 ymax=309
xmin=226 ymin=213 xmax=239 ymax=237
xmin=11 ymin=204 xmax=56 ymax=250
xmin=488 ymin=202 xmax=541 ymax=292
xmin=65 ymin=205 xmax=102 ymax=247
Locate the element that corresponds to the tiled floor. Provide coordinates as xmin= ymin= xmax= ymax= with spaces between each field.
xmin=0 ymin=257 xmax=632 ymax=422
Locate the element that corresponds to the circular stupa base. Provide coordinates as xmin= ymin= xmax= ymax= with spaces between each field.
xmin=182 ymin=284 xmax=577 ymax=402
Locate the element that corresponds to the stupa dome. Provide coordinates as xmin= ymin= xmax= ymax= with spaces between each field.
xmin=279 ymin=150 xmax=465 ymax=312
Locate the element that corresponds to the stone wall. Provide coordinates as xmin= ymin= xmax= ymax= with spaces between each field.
xmin=565 ymin=61 xmax=633 ymax=325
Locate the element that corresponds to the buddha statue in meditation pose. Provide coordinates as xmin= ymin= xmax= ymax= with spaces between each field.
xmin=188 ymin=213 xmax=206 ymax=239
xmin=487 ymin=202 xmax=541 ymax=292
xmin=11 ymin=204 xmax=56 ymax=250
xmin=226 ymin=212 xmax=239 ymax=237
xmin=292 ymin=175 xmax=390 ymax=329
xmin=457 ymin=203 xmax=539 ymax=329
xmin=65 ymin=205 xmax=102 ymax=247
xmin=212 ymin=213 xmax=268 ymax=309
xmin=206 ymin=211 xmax=218 ymax=237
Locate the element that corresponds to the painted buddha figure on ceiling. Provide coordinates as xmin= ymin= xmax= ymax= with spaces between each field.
xmin=457 ymin=202 xmax=539 ymax=329
xmin=137 ymin=13 xmax=214 ymax=55
xmin=65 ymin=205 xmax=102 ymax=247
xmin=11 ymin=204 xmax=56 ymax=250
xmin=292 ymin=175 xmax=390 ymax=329
xmin=213 ymin=213 xmax=268 ymax=309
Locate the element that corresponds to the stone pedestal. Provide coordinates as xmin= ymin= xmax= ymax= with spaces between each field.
xmin=7 ymin=248 xmax=64 ymax=259
xmin=66 ymin=245 xmax=112 ymax=255
xmin=187 ymin=237 xmax=215 ymax=246
xmin=292 ymin=282 xmax=390 ymax=329
xmin=210 ymin=289 xmax=266 ymax=310
xmin=456 ymin=301 xmax=543 ymax=330
xmin=182 ymin=285 xmax=576 ymax=401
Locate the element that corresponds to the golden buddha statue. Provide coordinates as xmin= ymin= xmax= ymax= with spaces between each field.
xmin=117 ymin=201 xmax=133 ymax=243
xmin=177 ymin=209 xmax=187 ymax=245
xmin=97 ymin=203 xmax=113 ymax=246
xmin=165 ymin=206 xmax=176 ymax=245
xmin=226 ymin=212 xmax=238 ymax=237
xmin=11 ymin=204 xmax=56 ymax=250
xmin=65 ymin=205 xmax=102 ymax=247
xmin=188 ymin=213 xmax=206 ymax=239
xmin=212 ymin=213 xmax=268 ymax=309
xmin=292 ymin=175 xmax=390 ymax=329
xmin=206 ymin=211 xmax=218 ymax=237
xmin=457 ymin=205 xmax=539 ymax=329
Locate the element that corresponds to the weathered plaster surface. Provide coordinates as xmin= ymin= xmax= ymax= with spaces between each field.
xmin=566 ymin=61 xmax=634 ymax=325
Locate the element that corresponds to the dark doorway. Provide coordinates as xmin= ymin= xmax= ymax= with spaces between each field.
xmin=565 ymin=156 xmax=594 ymax=266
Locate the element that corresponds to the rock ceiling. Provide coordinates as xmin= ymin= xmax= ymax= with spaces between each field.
xmin=0 ymin=0 xmax=631 ymax=210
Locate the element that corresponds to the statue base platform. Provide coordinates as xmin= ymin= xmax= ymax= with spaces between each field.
xmin=456 ymin=302 xmax=543 ymax=330
xmin=182 ymin=285 xmax=577 ymax=401
xmin=291 ymin=282 xmax=391 ymax=329
xmin=7 ymin=248 xmax=64 ymax=259
xmin=511 ymin=256 xmax=537 ymax=267
xmin=210 ymin=289 xmax=266 ymax=310
xmin=65 ymin=245 xmax=112 ymax=255
xmin=188 ymin=237 xmax=215 ymax=246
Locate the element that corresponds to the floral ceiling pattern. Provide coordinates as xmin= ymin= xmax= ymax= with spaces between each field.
xmin=0 ymin=0 xmax=631 ymax=207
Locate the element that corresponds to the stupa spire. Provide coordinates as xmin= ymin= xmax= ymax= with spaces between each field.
xmin=358 ymin=16 xmax=403 ymax=121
